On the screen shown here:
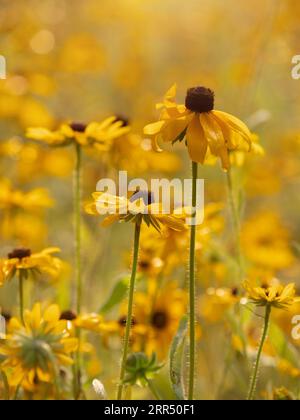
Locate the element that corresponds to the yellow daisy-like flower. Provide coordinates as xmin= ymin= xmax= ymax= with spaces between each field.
xmin=0 ymin=303 xmax=78 ymax=389
xmin=0 ymin=247 xmax=62 ymax=285
xmin=26 ymin=116 xmax=130 ymax=151
xmin=0 ymin=179 xmax=54 ymax=211
xmin=144 ymin=84 xmax=252 ymax=169
xmin=85 ymin=191 xmax=186 ymax=232
xmin=243 ymin=281 xmax=299 ymax=309
xmin=101 ymin=282 xmax=188 ymax=359
xmin=59 ymin=310 xmax=105 ymax=334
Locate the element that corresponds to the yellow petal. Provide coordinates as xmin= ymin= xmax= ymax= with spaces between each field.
xmin=144 ymin=120 xmax=166 ymax=136
xmin=200 ymin=113 xmax=229 ymax=169
xmin=186 ymin=114 xmax=208 ymax=164
xmin=101 ymin=214 xmax=121 ymax=227
xmin=43 ymin=304 xmax=60 ymax=324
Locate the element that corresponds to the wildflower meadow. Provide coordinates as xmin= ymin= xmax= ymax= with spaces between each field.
xmin=0 ymin=0 xmax=300 ymax=403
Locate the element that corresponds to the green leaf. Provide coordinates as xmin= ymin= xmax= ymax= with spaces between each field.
xmin=99 ymin=276 xmax=129 ymax=314
xmin=169 ymin=315 xmax=188 ymax=400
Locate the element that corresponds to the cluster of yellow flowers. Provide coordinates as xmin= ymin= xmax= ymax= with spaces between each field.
xmin=0 ymin=81 xmax=298 ymax=402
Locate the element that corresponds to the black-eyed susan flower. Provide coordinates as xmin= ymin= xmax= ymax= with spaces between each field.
xmin=144 ymin=84 xmax=252 ymax=399
xmin=86 ymin=191 xmax=185 ymax=400
xmin=101 ymin=283 xmax=188 ymax=360
xmin=27 ymin=116 xmax=129 ymax=397
xmin=244 ymin=280 xmax=300 ymax=400
xmin=0 ymin=179 xmax=54 ymax=211
xmin=244 ymin=281 xmax=299 ymax=310
xmin=60 ymin=310 xmax=105 ymax=335
xmin=0 ymin=303 xmax=78 ymax=391
xmin=144 ymin=84 xmax=253 ymax=170
xmin=85 ymin=191 xmax=186 ymax=232
xmin=1 ymin=247 xmax=62 ymax=285
xmin=1 ymin=247 xmax=62 ymax=324
xmin=26 ymin=116 xmax=130 ymax=151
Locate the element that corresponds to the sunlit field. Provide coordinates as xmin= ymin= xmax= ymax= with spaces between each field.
xmin=1 ymin=0 xmax=300 ymax=401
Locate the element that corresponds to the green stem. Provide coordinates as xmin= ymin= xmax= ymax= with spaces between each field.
xmin=74 ymin=143 xmax=82 ymax=399
xmin=188 ymin=161 xmax=198 ymax=400
xmin=18 ymin=270 xmax=24 ymax=325
xmin=74 ymin=143 xmax=82 ymax=315
xmin=226 ymin=167 xmax=243 ymax=280
xmin=146 ymin=378 xmax=161 ymax=400
xmin=247 ymin=305 xmax=271 ymax=400
xmin=117 ymin=221 xmax=141 ymax=400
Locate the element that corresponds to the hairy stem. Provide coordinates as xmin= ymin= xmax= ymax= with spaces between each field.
xmin=188 ymin=161 xmax=198 ymax=400
xmin=117 ymin=221 xmax=141 ymax=400
xmin=73 ymin=143 xmax=82 ymax=399
xmin=247 ymin=305 xmax=271 ymax=400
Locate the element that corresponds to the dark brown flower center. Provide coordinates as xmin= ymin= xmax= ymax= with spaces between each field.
xmin=60 ymin=310 xmax=77 ymax=321
xmin=118 ymin=316 xmax=137 ymax=327
xmin=151 ymin=311 xmax=168 ymax=329
xmin=139 ymin=260 xmax=151 ymax=270
xmin=8 ymin=248 xmax=31 ymax=260
xmin=129 ymin=190 xmax=154 ymax=206
xmin=70 ymin=122 xmax=87 ymax=133
xmin=231 ymin=287 xmax=239 ymax=297
xmin=185 ymin=86 xmax=214 ymax=113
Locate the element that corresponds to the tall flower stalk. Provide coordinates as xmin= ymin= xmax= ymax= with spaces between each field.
xmin=117 ymin=220 xmax=141 ymax=400
xmin=188 ymin=161 xmax=198 ymax=400
xmin=85 ymin=191 xmax=185 ymax=400
xmin=144 ymin=84 xmax=253 ymax=400
xmin=244 ymin=281 xmax=299 ymax=400
xmin=247 ymin=304 xmax=271 ymax=400
xmin=73 ymin=143 xmax=82 ymax=399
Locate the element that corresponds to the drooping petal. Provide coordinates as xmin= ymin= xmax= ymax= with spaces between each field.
xmin=186 ymin=114 xmax=208 ymax=164
xmin=213 ymin=110 xmax=252 ymax=149
xmin=200 ymin=113 xmax=229 ymax=169
xmin=155 ymin=214 xmax=186 ymax=231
